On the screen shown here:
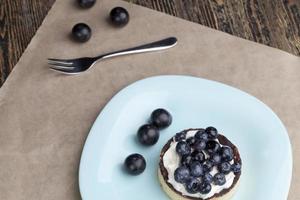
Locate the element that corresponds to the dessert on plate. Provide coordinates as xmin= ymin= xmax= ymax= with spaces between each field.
xmin=158 ymin=127 xmax=242 ymax=200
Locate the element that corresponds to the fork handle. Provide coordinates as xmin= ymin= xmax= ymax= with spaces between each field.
xmin=98 ymin=37 xmax=177 ymax=60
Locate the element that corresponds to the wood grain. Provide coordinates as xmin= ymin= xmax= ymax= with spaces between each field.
xmin=0 ymin=0 xmax=300 ymax=86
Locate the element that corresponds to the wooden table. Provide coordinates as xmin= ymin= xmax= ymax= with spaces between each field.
xmin=1 ymin=0 xmax=300 ymax=86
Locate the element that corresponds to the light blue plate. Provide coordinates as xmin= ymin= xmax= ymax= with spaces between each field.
xmin=79 ymin=75 xmax=292 ymax=200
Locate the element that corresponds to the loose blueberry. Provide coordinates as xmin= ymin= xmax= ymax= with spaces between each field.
xmin=202 ymin=173 xmax=213 ymax=184
xmin=194 ymin=140 xmax=206 ymax=151
xmin=151 ymin=108 xmax=172 ymax=129
xmin=185 ymin=177 xmax=200 ymax=194
xmin=124 ymin=153 xmax=146 ymax=175
xmin=186 ymin=137 xmax=196 ymax=146
xmin=181 ymin=155 xmax=193 ymax=166
xmin=189 ymin=161 xmax=203 ymax=177
xmin=110 ymin=7 xmax=130 ymax=27
xmin=231 ymin=162 xmax=241 ymax=174
xmin=191 ymin=151 xmax=205 ymax=163
xmin=176 ymin=141 xmax=191 ymax=156
xmin=195 ymin=129 xmax=208 ymax=141
xmin=220 ymin=146 xmax=234 ymax=162
xmin=213 ymin=173 xmax=226 ymax=185
xmin=199 ymin=182 xmax=212 ymax=194
xmin=205 ymin=126 xmax=218 ymax=139
xmin=174 ymin=166 xmax=190 ymax=183
xmin=71 ymin=23 xmax=92 ymax=42
xmin=175 ymin=131 xmax=186 ymax=142
xmin=78 ymin=0 xmax=96 ymax=8
xmin=218 ymin=162 xmax=232 ymax=174
xmin=137 ymin=124 xmax=159 ymax=146
xmin=203 ymin=160 xmax=214 ymax=172
xmin=205 ymin=140 xmax=220 ymax=154
xmin=210 ymin=154 xmax=222 ymax=165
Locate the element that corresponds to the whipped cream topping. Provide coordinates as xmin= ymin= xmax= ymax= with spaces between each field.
xmin=162 ymin=130 xmax=235 ymax=199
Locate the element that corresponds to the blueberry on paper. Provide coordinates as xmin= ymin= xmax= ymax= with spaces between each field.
xmin=110 ymin=7 xmax=130 ymax=27
xmin=71 ymin=23 xmax=92 ymax=42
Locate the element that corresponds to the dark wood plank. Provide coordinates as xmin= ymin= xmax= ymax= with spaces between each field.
xmin=0 ymin=0 xmax=55 ymax=85
xmin=1 ymin=0 xmax=300 ymax=86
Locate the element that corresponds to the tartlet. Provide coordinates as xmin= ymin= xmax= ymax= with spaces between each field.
xmin=158 ymin=128 xmax=242 ymax=200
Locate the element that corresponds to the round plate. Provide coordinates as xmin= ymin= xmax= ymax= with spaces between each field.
xmin=79 ymin=75 xmax=292 ymax=200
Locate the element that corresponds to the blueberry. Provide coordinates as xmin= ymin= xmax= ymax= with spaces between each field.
xmin=189 ymin=161 xmax=203 ymax=177
xmin=202 ymin=173 xmax=213 ymax=184
xmin=78 ymin=0 xmax=96 ymax=8
xmin=218 ymin=162 xmax=231 ymax=174
xmin=186 ymin=137 xmax=196 ymax=146
xmin=174 ymin=166 xmax=190 ymax=183
xmin=181 ymin=155 xmax=193 ymax=166
xmin=213 ymin=173 xmax=226 ymax=185
xmin=199 ymin=182 xmax=212 ymax=194
xmin=205 ymin=140 xmax=220 ymax=154
xmin=185 ymin=177 xmax=200 ymax=194
xmin=194 ymin=140 xmax=206 ymax=151
xmin=210 ymin=154 xmax=222 ymax=165
xmin=150 ymin=108 xmax=172 ymax=129
xmin=191 ymin=151 xmax=205 ymax=163
xmin=203 ymin=160 xmax=214 ymax=172
xmin=124 ymin=153 xmax=146 ymax=175
xmin=176 ymin=141 xmax=191 ymax=156
xmin=175 ymin=131 xmax=186 ymax=142
xmin=137 ymin=124 xmax=159 ymax=146
xmin=231 ymin=162 xmax=241 ymax=174
xmin=110 ymin=7 xmax=130 ymax=27
xmin=220 ymin=146 xmax=234 ymax=162
xmin=195 ymin=129 xmax=208 ymax=141
xmin=205 ymin=126 xmax=218 ymax=139
xmin=71 ymin=23 xmax=92 ymax=42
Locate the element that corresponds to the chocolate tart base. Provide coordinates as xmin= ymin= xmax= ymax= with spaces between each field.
xmin=158 ymin=129 xmax=242 ymax=200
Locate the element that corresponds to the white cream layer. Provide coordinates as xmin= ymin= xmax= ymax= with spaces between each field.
xmin=163 ymin=130 xmax=235 ymax=199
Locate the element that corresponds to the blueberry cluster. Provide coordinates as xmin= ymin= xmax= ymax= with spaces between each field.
xmin=71 ymin=1 xmax=130 ymax=43
xmin=173 ymin=127 xmax=241 ymax=195
xmin=124 ymin=108 xmax=172 ymax=175
xmin=137 ymin=108 xmax=172 ymax=146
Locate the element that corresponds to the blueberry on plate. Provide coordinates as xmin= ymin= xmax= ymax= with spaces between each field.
xmin=185 ymin=177 xmax=201 ymax=194
xmin=213 ymin=173 xmax=226 ymax=185
xmin=181 ymin=155 xmax=193 ymax=166
xmin=199 ymin=182 xmax=212 ymax=194
xmin=175 ymin=131 xmax=186 ymax=142
xmin=189 ymin=161 xmax=203 ymax=177
xmin=231 ymin=162 xmax=242 ymax=174
xmin=176 ymin=141 xmax=191 ymax=156
xmin=194 ymin=140 xmax=206 ymax=151
xmin=220 ymin=146 xmax=234 ymax=162
xmin=202 ymin=173 xmax=213 ymax=184
xmin=150 ymin=108 xmax=172 ymax=129
xmin=110 ymin=7 xmax=130 ymax=27
xmin=186 ymin=137 xmax=196 ymax=146
xmin=71 ymin=23 xmax=92 ymax=42
xmin=174 ymin=166 xmax=190 ymax=183
xmin=210 ymin=154 xmax=222 ymax=165
xmin=137 ymin=124 xmax=159 ymax=146
xmin=191 ymin=151 xmax=205 ymax=163
xmin=78 ymin=0 xmax=96 ymax=8
xmin=195 ymin=129 xmax=208 ymax=141
xmin=205 ymin=140 xmax=220 ymax=154
xmin=124 ymin=153 xmax=146 ymax=175
xmin=205 ymin=126 xmax=218 ymax=139
xmin=203 ymin=160 xmax=214 ymax=172
xmin=218 ymin=162 xmax=232 ymax=174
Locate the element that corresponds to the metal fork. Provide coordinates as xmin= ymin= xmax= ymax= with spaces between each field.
xmin=48 ymin=37 xmax=177 ymax=75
